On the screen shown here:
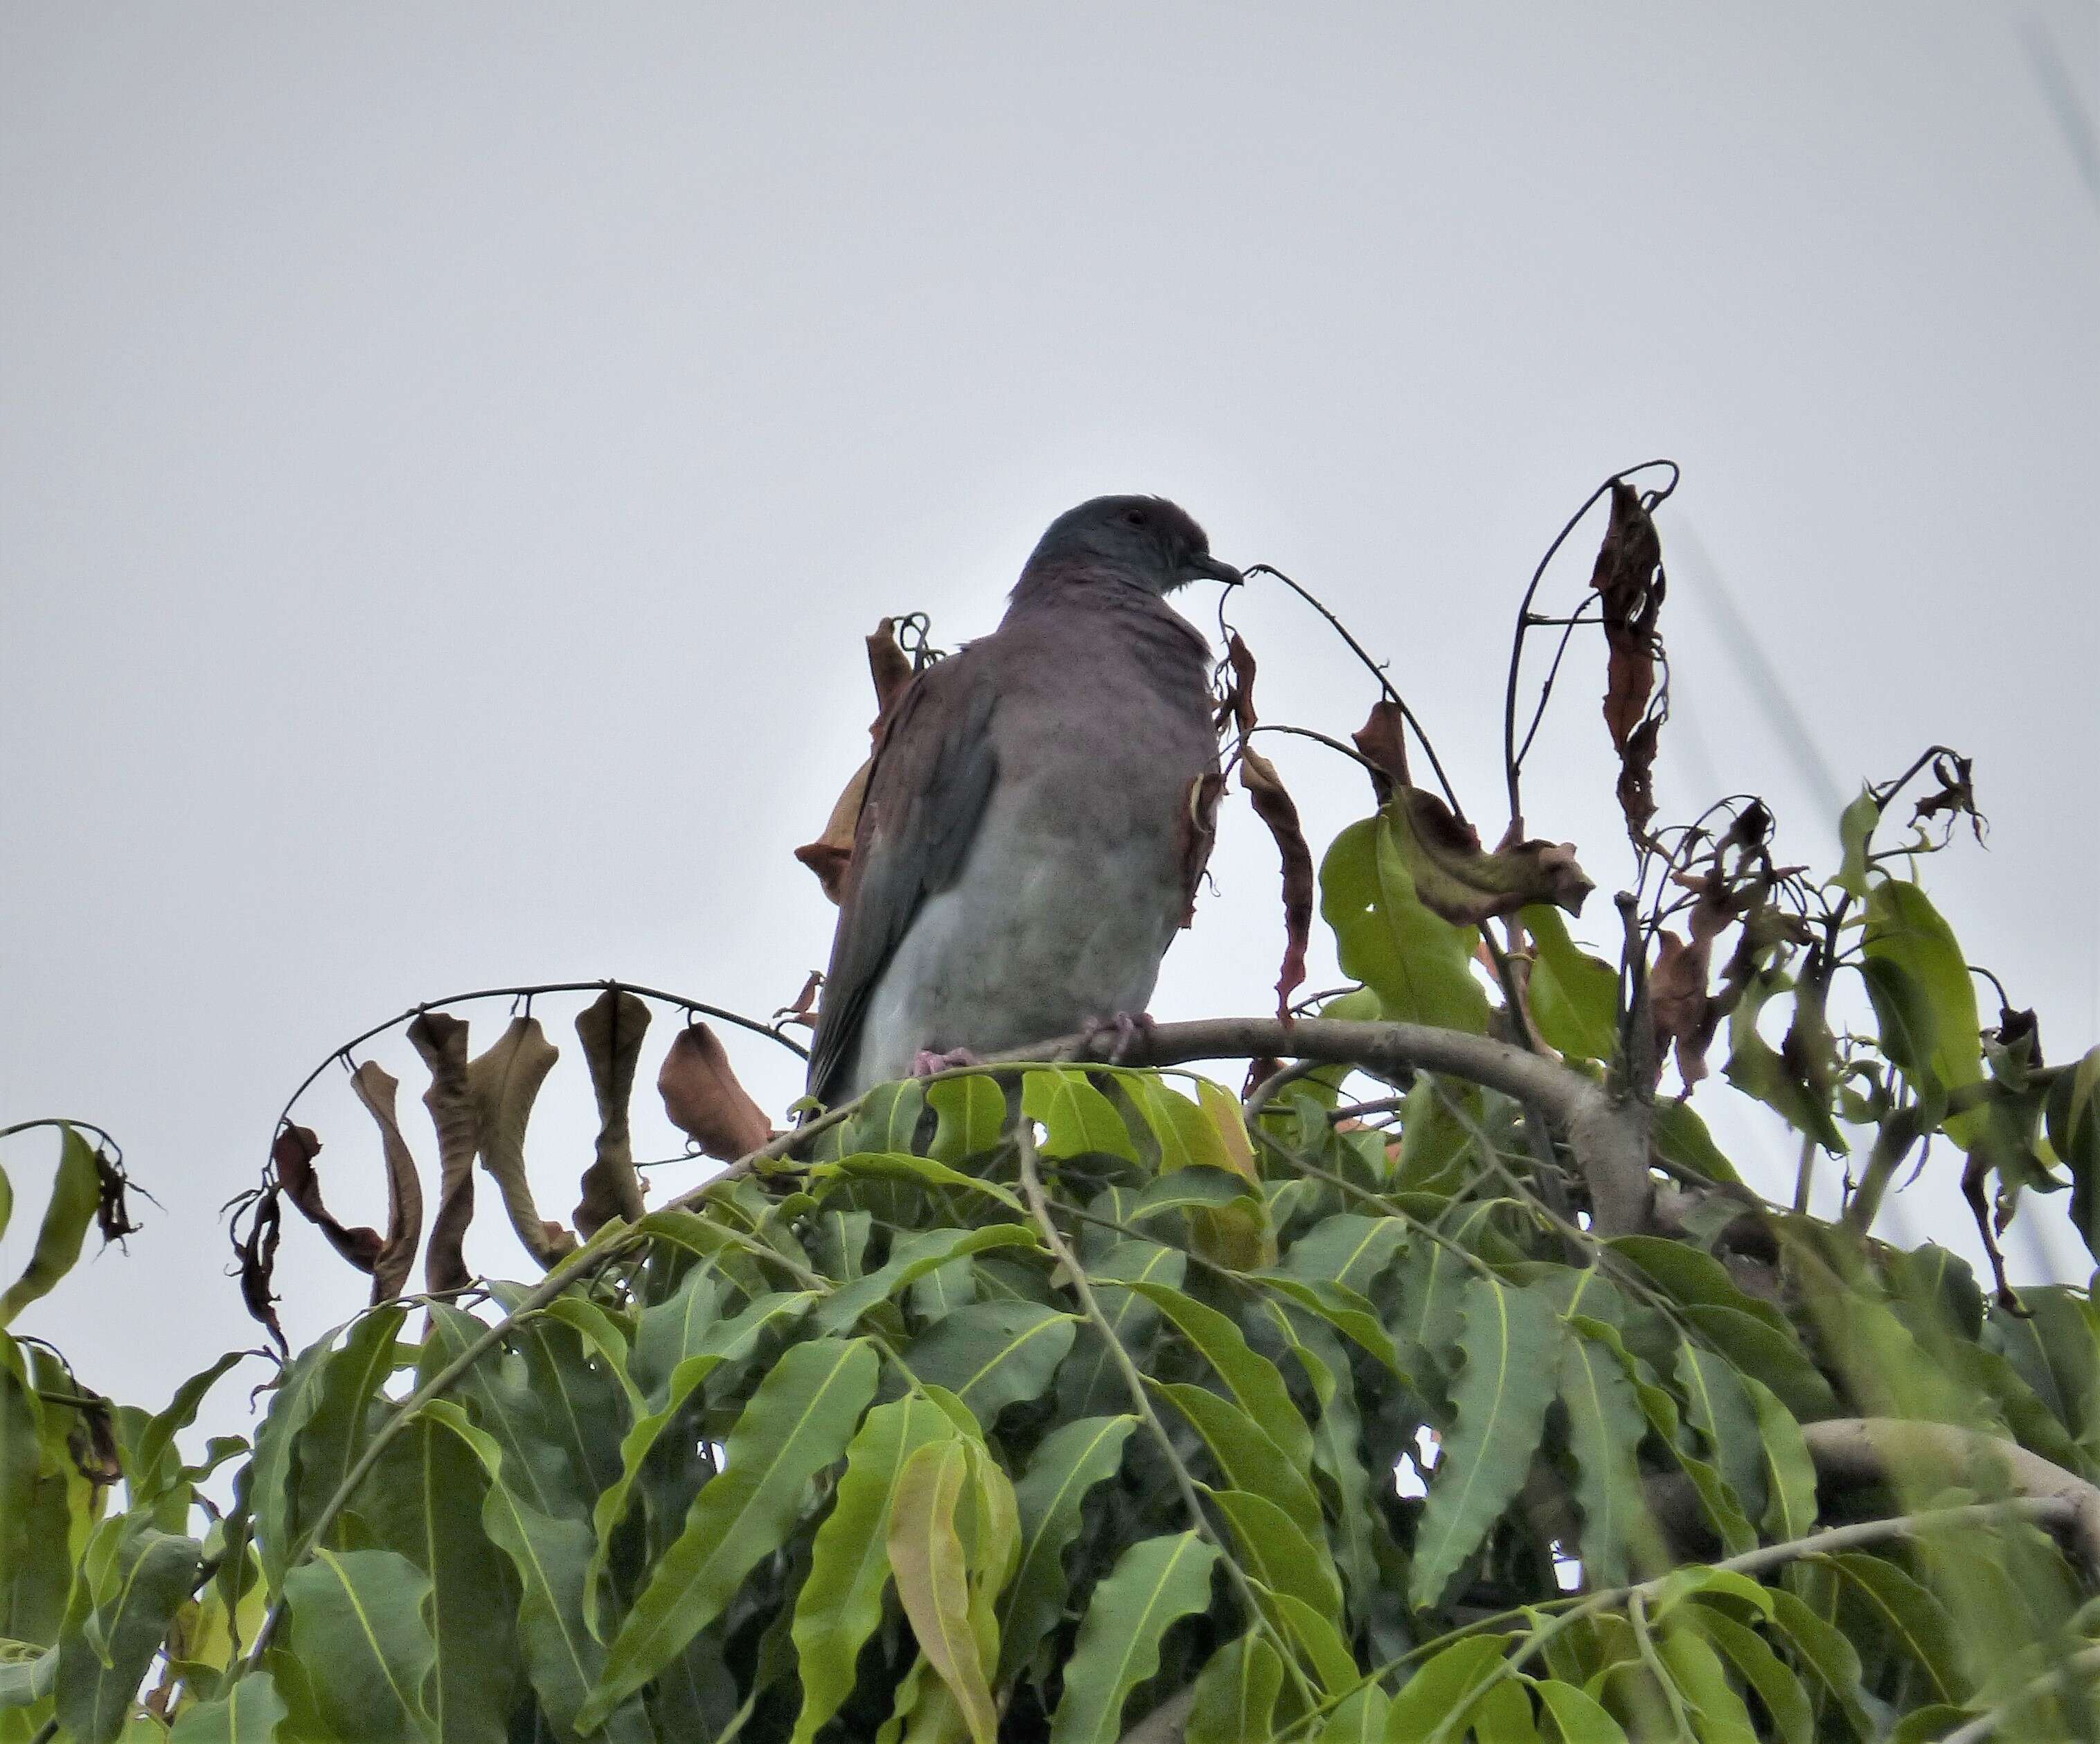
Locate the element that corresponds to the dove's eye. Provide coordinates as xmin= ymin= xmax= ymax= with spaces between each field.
xmin=1123 ymin=509 xmax=1148 ymax=527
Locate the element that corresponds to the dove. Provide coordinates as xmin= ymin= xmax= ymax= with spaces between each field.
xmin=806 ymin=495 xmax=1238 ymax=1104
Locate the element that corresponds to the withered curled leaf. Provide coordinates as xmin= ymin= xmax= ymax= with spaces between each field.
xmin=271 ymin=1123 xmax=384 ymax=1274
xmin=573 ymin=988 xmax=652 ymax=1238
xmin=659 ymin=1022 xmax=774 ymax=1162
xmin=1590 ymin=481 xmax=1664 ymax=750
xmin=1351 ymin=700 xmax=1411 ymax=803
xmin=467 ymin=1016 xmax=576 ymax=1269
xmin=349 ymin=1061 xmax=425 ymax=1304
xmin=1648 ymin=929 xmax=1718 ymax=1089
xmin=1176 ymin=772 xmax=1225 ymax=929
xmin=1385 ymin=786 xmax=1593 ymax=928
xmin=796 ymin=616 xmax=925 ymax=904
xmin=408 ymin=1010 xmax=479 ymax=1294
xmin=1217 ymin=634 xmax=1312 ymax=1016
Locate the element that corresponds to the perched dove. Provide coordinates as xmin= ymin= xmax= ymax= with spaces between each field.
xmin=807 ymin=496 xmax=1239 ymax=1105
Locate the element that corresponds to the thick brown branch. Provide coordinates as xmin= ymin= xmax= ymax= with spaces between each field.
xmin=1803 ymin=1416 xmax=2100 ymax=1582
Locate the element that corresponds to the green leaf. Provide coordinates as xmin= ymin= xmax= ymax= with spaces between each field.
xmin=1765 ymin=1586 xmax=1871 ymax=1739
xmin=582 ymin=1337 xmax=880 ymax=1729
xmin=0 ymin=1646 xmax=54 ymax=1711
xmin=1155 ymin=1382 xmax=1324 ymax=1538
xmin=1283 ymin=1214 xmax=1409 ymax=1297
xmin=790 ymin=1394 xmax=959 ymax=1744
xmin=1822 ymin=1551 xmax=1966 ymax=1706
xmin=1411 ymin=1278 xmax=1563 ymax=1609
xmin=889 ymin=1440 xmax=997 ymax=1744
xmin=1524 ymin=906 xmax=1621 ymax=1063
xmin=0 ymin=1126 xmax=100 ymax=1327
xmin=166 ymin=1671 xmax=288 ymax=1743
xmin=1554 ymin=1328 xmax=1655 ymax=1587
xmin=1060 ymin=1238 xmax=1188 ymax=1418
xmin=1382 ymin=1636 xmax=1508 ymax=1739
xmin=1119 ymin=1281 xmax=1314 ymax=1472
xmin=1742 ymin=1377 xmax=1817 ymax=1542
xmin=291 ymin=1306 xmax=407 ymax=1551
xmin=353 ymin=1418 xmax=517 ymax=1744
xmin=1121 ymin=1078 xmax=1233 ymax=1173
xmin=277 ymin=1548 xmax=436 ymax=1744
xmin=1533 ymin=1678 xmax=1631 ymax=1743
xmin=586 ymin=1289 xmax=817 ymax=1626
xmin=925 ymin=1074 xmax=1009 ymax=1164
xmin=1864 ymin=879 xmax=1984 ymax=1101
xmin=1023 ymin=1070 xmax=1139 ymax=1163
xmin=1049 ymin=1532 xmax=1219 ymax=1744
xmin=818 ymin=1148 xmax=1023 ymax=1213
xmin=1835 ymin=789 xmax=1879 ymax=897
xmin=422 ymin=1396 xmax=648 ymax=1742
xmin=998 ymin=1414 xmax=1137 ymax=1682
xmin=1673 ymin=1344 xmax=1765 ymax=1527
xmin=1692 ymin=1607 xmax=1813 ymax=1744
xmin=1187 ymin=1631 xmax=1285 ymax=1744
xmin=817 ymin=1225 xmax=1039 ymax=1332
xmin=902 ymin=1301 xmax=1077 ymax=1428
xmin=1321 ymin=815 xmax=1491 ymax=1033
xmin=130 ymin=1354 xmax=247 ymax=1506
xmin=54 ymin=1515 xmax=202 ymax=1744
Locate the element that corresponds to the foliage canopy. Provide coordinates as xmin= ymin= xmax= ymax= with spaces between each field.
xmin=4 ymin=469 xmax=2099 ymax=1743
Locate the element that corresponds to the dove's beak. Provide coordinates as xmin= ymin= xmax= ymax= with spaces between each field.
xmin=1184 ymin=553 xmax=1244 ymax=587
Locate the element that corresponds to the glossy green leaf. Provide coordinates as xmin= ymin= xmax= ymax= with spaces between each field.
xmin=817 ymin=1147 xmax=1024 ymax=1212
xmin=1524 ymin=905 xmax=1621 ymax=1063
xmin=582 ymin=1336 xmax=879 ymax=1729
xmin=277 ymin=1548 xmax=436 ymax=1744
xmin=790 ymin=1394 xmax=959 ymax=1744
xmin=1058 ymin=1238 xmax=1187 ymax=1418
xmin=902 ymin=1301 xmax=1077 ymax=1427
xmin=1186 ymin=1630 xmax=1285 ymax=1744
xmin=1864 ymin=877 xmax=1983 ymax=1108
xmin=1154 ymin=1382 xmax=1324 ymax=1537
xmin=889 ymin=1439 xmax=997 ymax=1744
xmin=1049 ymin=1531 xmax=1219 ymax=1744
xmin=0 ymin=1126 xmax=100 ymax=1328
xmin=585 ymin=1288 xmax=816 ymax=1627
xmin=925 ymin=1074 xmax=1011 ymax=1164
xmin=1411 ymin=1278 xmax=1563 ymax=1609
xmin=1119 ymin=1281 xmax=1313 ymax=1472
xmin=816 ymin=1225 xmax=1039 ymax=1331
xmin=53 ymin=1515 xmax=201 ymax=1744
xmin=421 ymin=1396 xmax=646 ymax=1740
xmin=998 ymin=1414 xmax=1137 ymax=1682
xmin=166 ymin=1672 xmax=288 ymax=1743
xmin=1321 ymin=814 xmax=1491 ymax=1033
xmin=1533 ymin=1678 xmax=1631 ymax=1743
xmin=1023 ymin=1069 xmax=1139 ymax=1162
xmin=1382 ymin=1635 xmax=1508 ymax=1738
xmin=1554 ymin=1327 xmax=1654 ymax=1587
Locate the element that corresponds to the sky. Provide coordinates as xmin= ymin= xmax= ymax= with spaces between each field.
xmin=3 ymin=3 xmax=2096 ymax=1418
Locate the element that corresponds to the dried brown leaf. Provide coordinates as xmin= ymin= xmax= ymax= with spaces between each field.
xmin=1351 ymin=700 xmax=1411 ymax=803
xmin=1648 ymin=929 xmax=1718 ymax=1089
xmin=1387 ymin=786 xmax=1594 ymax=927
xmin=468 ymin=1015 xmax=575 ymax=1268
xmin=797 ymin=617 xmax=923 ymax=904
xmin=408 ymin=1010 xmax=479 ymax=1294
xmin=349 ymin=1062 xmax=425 ymax=1304
xmin=1590 ymin=480 xmax=1664 ymax=751
xmin=776 ymin=970 xmax=824 ymax=1030
xmin=272 ymin=1123 xmax=384 ymax=1274
xmin=659 ymin=1022 xmax=774 ymax=1162
xmin=1616 ymin=716 xmax=1661 ymax=839
xmin=1176 ymin=772 xmax=1225 ymax=929
xmin=573 ymin=988 xmax=652 ymax=1238
xmin=1242 ymin=745 xmax=1313 ymax=1019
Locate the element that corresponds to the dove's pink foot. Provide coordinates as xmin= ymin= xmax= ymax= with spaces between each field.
xmin=1083 ymin=1011 xmax=1156 ymax=1065
xmin=911 ymin=1047 xmax=983 ymax=1077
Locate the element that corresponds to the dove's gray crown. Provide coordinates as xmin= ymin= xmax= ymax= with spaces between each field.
xmin=806 ymin=496 xmax=1232 ymax=1105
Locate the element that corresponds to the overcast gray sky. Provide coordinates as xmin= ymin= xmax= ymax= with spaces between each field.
xmin=4 ymin=3 xmax=2095 ymax=1413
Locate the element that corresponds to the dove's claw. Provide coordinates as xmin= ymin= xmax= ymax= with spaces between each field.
xmin=911 ymin=1047 xmax=982 ymax=1078
xmin=1083 ymin=1011 xmax=1156 ymax=1065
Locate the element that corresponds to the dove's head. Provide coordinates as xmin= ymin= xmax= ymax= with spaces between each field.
xmin=1019 ymin=495 xmax=1242 ymax=596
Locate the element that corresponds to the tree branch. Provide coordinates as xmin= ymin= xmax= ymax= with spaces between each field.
xmin=1802 ymin=1416 xmax=2100 ymax=1583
